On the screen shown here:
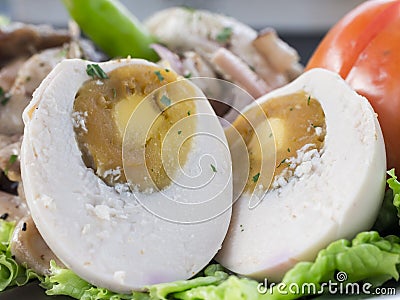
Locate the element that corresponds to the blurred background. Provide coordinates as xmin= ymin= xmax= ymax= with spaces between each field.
xmin=0 ymin=0 xmax=366 ymax=63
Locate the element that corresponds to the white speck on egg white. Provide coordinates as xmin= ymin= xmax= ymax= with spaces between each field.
xmin=81 ymin=224 xmax=91 ymax=235
xmin=71 ymin=111 xmax=88 ymax=133
xmin=40 ymin=194 xmax=55 ymax=209
xmin=114 ymin=271 xmax=126 ymax=284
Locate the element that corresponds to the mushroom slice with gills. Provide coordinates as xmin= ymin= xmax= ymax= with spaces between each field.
xmin=66 ymin=20 xmax=106 ymax=62
xmin=0 ymin=45 xmax=83 ymax=135
xmin=0 ymin=133 xmax=20 ymax=149
xmin=17 ymin=181 xmax=26 ymax=203
xmin=0 ymin=58 xmax=26 ymax=92
xmin=144 ymin=7 xmax=296 ymax=89
xmin=216 ymin=68 xmax=386 ymax=282
xmin=150 ymin=43 xmax=184 ymax=74
xmin=181 ymin=51 xmax=230 ymax=117
xmin=0 ymin=23 xmax=70 ymax=65
xmin=10 ymin=216 xmax=65 ymax=275
xmin=0 ymin=190 xmax=28 ymax=222
xmin=253 ymin=28 xmax=302 ymax=75
xmin=181 ymin=51 xmax=216 ymax=79
xmin=211 ymin=47 xmax=269 ymax=99
xmin=21 ymin=58 xmax=232 ymax=292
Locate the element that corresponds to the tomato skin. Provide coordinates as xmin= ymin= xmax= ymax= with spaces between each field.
xmin=307 ymin=0 xmax=397 ymax=77
xmin=306 ymin=0 xmax=400 ymax=172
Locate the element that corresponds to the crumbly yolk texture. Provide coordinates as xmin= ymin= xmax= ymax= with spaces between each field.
xmin=73 ymin=64 xmax=196 ymax=190
xmin=232 ymin=91 xmax=326 ymax=192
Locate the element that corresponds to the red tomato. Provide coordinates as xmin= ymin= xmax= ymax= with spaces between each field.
xmin=306 ymin=0 xmax=400 ymax=172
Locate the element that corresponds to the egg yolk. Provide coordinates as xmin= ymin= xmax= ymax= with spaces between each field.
xmin=232 ymin=91 xmax=326 ymax=192
xmin=73 ymin=64 xmax=196 ymax=191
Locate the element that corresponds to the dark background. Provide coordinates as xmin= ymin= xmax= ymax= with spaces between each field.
xmin=281 ymin=33 xmax=325 ymax=65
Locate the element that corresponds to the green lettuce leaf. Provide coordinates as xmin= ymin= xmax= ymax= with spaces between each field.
xmin=261 ymin=232 xmax=400 ymax=300
xmin=147 ymin=264 xmax=228 ymax=300
xmin=42 ymin=262 xmax=229 ymax=300
xmin=372 ymin=188 xmax=399 ymax=235
xmin=387 ymin=169 xmax=400 ymax=218
xmin=372 ymin=169 xmax=400 ymax=235
xmin=42 ymin=260 xmax=148 ymax=300
xmin=8 ymin=230 xmax=400 ymax=300
xmin=0 ymin=220 xmax=41 ymax=291
xmin=173 ymin=276 xmax=262 ymax=300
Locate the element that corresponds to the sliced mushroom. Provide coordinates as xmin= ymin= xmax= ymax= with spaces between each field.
xmin=211 ymin=47 xmax=269 ymax=98
xmin=0 ymin=43 xmax=90 ymax=135
xmin=151 ymin=43 xmax=183 ymax=74
xmin=0 ymin=58 xmax=26 ymax=92
xmin=0 ymin=190 xmax=27 ymax=222
xmin=0 ymin=23 xmax=70 ymax=65
xmin=181 ymin=51 xmax=216 ymax=78
xmin=0 ymin=138 xmax=21 ymax=182
xmin=145 ymin=7 xmax=300 ymax=92
xmin=286 ymin=62 xmax=305 ymax=81
xmin=17 ymin=181 xmax=26 ymax=203
xmin=253 ymin=28 xmax=302 ymax=75
xmin=181 ymin=51 xmax=233 ymax=117
xmin=0 ymin=133 xmax=20 ymax=149
xmin=10 ymin=215 xmax=65 ymax=275
xmin=66 ymin=22 xmax=106 ymax=63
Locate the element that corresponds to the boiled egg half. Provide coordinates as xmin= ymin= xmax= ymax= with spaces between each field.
xmin=21 ymin=58 xmax=232 ymax=292
xmin=216 ymin=68 xmax=386 ymax=281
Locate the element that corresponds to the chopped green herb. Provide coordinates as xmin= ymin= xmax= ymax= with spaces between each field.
xmin=249 ymin=65 xmax=256 ymax=72
xmin=0 ymin=87 xmax=11 ymax=106
xmin=287 ymin=148 xmax=291 ymax=153
xmin=160 ymin=95 xmax=171 ymax=107
xmin=165 ymin=68 xmax=170 ymax=72
xmin=277 ymin=158 xmax=288 ymax=168
xmin=154 ymin=70 xmax=164 ymax=82
xmin=211 ymin=164 xmax=217 ymax=172
xmin=178 ymin=130 xmax=182 ymax=135
xmin=269 ymin=133 xmax=273 ymax=138
xmin=216 ymin=27 xmax=233 ymax=43
xmin=240 ymin=224 xmax=244 ymax=232
xmin=182 ymin=5 xmax=196 ymax=13
xmin=9 ymin=154 xmax=17 ymax=165
xmin=183 ymin=72 xmax=192 ymax=79
xmin=187 ymin=110 xmax=191 ymax=116
xmin=86 ymin=64 xmax=109 ymax=80
xmin=57 ymin=48 xmax=68 ymax=58
xmin=307 ymin=95 xmax=311 ymax=105
xmin=4 ymin=154 xmax=18 ymax=176
xmin=25 ymin=76 xmax=31 ymax=82
xmin=289 ymin=107 xmax=294 ymax=111
xmin=112 ymin=88 xmax=117 ymax=98
xmin=252 ymin=172 xmax=260 ymax=183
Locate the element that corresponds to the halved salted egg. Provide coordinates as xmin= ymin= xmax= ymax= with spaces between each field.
xmin=20 ymin=58 xmax=232 ymax=292
xmin=216 ymin=68 xmax=386 ymax=281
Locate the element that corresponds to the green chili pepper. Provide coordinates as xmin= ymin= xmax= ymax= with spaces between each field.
xmin=62 ymin=0 xmax=159 ymax=61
